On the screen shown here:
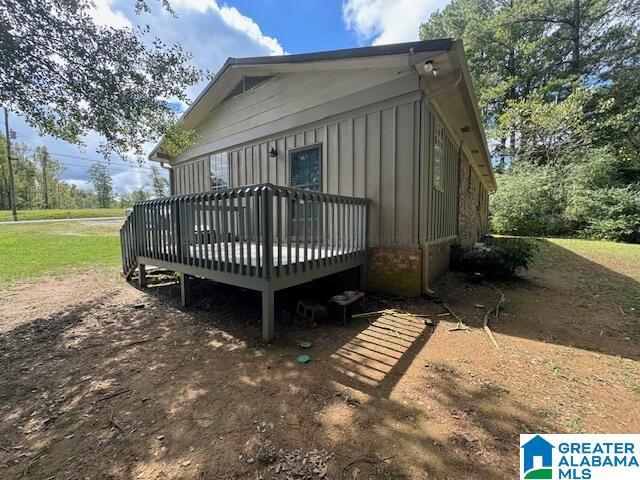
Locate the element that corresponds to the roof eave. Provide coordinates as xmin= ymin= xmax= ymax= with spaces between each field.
xmin=450 ymin=41 xmax=497 ymax=192
xmin=148 ymin=39 xmax=455 ymax=162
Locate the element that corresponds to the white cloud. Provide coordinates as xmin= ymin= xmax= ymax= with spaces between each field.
xmin=89 ymin=0 xmax=132 ymax=29
xmin=111 ymin=170 xmax=149 ymax=193
xmin=342 ymin=0 xmax=449 ymax=45
xmin=65 ymin=179 xmax=92 ymax=190
xmin=172 ymin=0 xmax=284 ymax=55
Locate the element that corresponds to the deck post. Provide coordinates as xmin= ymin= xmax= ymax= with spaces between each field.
xmin=262 ymin=289 xmax=275 ymax=342
xmin=138 ymin=263 xmax=147 ymax=288
xmin=180 ymin=273 xmax=192 ymax=307
xmin=359 ymin=263 xmax=368 ymax=291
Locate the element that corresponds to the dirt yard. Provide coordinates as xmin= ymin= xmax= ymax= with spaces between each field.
xmin=1 ymin=240 xmax=639 ymax=479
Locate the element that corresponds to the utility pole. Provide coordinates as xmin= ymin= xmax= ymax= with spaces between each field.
xmin=3 ymin=107 xmax=17 ymax=221
xmin=40 ymin=148 xmax=49 ymax=209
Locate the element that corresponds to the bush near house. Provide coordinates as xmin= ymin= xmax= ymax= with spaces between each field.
xmin=455 ymin=237 xmax=538 ymax=279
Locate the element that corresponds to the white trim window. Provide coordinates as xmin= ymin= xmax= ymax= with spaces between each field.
xmin=433 ymin=120 xmax=444 ymax=191
xmin=210 ymin=152 xmax=229 ymax=189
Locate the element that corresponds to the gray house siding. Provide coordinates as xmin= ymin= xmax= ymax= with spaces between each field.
xmin=173 ymin=157 xmax=209 ymax=195
xmin=424 ymin=107 xmax=460 ymax=243
xmin=172 ymin=92 xmax=422 ymax=248
xmin=164 ymin=62 xmax=494 ymax=294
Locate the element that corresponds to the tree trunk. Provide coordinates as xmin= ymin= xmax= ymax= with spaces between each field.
xmin=510 ymin=130 xmax=517 ymax=164
xmin=571 ymin=0 xmax=581 ymax=74
xmin=499 ymin=137 xmax=507 ymax=172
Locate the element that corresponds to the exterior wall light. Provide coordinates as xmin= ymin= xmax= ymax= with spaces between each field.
xmin=424 ymin=60 xmax=440 ymax=77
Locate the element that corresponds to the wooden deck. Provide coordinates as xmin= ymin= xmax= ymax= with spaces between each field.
xmin=120 ymin=183 xmax=369 ymax=340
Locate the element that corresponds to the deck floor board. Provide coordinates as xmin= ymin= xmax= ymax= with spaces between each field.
xmin=187 ymin=242 xmax=347 ymax=267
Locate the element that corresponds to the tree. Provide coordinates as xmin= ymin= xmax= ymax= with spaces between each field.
xmin=513 ymin=0 xmax=639 ymax=83
xmin=497 ymin=89 xmax=594 ymax=165
xmin=419 ymin=0 xmax=640 ymax=166
xmin=421 ymin=0 xmax=640 ymax=242
xmin=587 ymin=66 xmax=640 ymax=164
xmin=420 ymin=0 xmax=548 ymax=169
xmin=119 ymin=188 xmax=151 ymax=207
xmin=0 ymin=0 xmax=203 ymax=159
xmin=149 ymin=166 xmax=169 ymax=198
xmin=88 ymin=163 xmax=114 ymax=208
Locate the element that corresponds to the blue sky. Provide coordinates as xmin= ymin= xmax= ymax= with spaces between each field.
xmin=10 ymin=0 xmax=449 ymax=194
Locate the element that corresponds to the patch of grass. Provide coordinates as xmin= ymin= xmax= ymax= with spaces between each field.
xmin=545 ymin=238 xmax=640 ymax=279
xmin=531 ymin=237 xmax=640 ymax=311
xmin=0 ymin=221 xmax=121 ymax=285
xmin=0 ymin=208 xmax=125 ymax=222
xmin=565 ymin=416 xmax=584 ymax=433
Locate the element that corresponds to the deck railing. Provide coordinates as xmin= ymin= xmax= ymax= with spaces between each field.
xmin=120 ymin=183 xmax=369 ymax=281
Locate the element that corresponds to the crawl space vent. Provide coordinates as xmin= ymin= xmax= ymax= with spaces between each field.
xmin=223 ymin=75 xmax=276 ymax=102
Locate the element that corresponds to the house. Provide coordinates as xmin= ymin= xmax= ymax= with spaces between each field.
xmin=120 ymin=39 xmax=496 ymax=341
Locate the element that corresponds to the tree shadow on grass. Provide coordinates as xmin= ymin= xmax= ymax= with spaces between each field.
xmin=438 ymin=238 xmax=640 ymax=361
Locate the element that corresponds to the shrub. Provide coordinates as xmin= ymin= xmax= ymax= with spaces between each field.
xmin=490 ymin=164 xmax=569 ymax=237
xmin=490 ymin=149 xmax=640 ymax=243
xmin=570 ymin=185 xmax=640 ymax=243
xmin=456 ymin=237 xmax=538 ymax=279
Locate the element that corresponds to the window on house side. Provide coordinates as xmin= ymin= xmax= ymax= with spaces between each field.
xmin=434 ymin=120 xmax=444 ymax=191
xmin=290 ymin=146 xmax=321 ymax=191
xmin=210 ymin=152 xmax=229 ymax=189
xmin=290 ymin=145 xmax=321 ymax=221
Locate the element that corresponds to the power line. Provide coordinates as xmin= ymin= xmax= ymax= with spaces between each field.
xmin=52 ymin=159 xmax=157 ymax=175
xmin=23 ymin=146 xmax=158 ymax=172
xmin=48 ymin=151 xmax=156 ymax=171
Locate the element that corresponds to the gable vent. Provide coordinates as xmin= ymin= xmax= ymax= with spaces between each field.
xmin=223 ymin=75 xmax=276 ymax=102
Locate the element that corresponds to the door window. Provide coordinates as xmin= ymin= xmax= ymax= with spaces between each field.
xmin=290 ymin=146 xmax=320 ymax=191
xmin=290 ymin=145 xmax=321 ymax=226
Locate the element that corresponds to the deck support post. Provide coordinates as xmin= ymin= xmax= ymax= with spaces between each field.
xmin=180 ymin=273 xmax=192 ymax=307
xmin=359 ymin=263 xmax=368 ymax=291
xmin=262 ymin=289 xmax=275 ymax=342
xmin=138 ymin=264 xmax=147 ymax=288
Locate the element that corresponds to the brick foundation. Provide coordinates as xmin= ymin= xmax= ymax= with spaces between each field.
xmin=368 ymin=246 xmax=422 ymax=297
xmin=424 ymin=239 xmax=454 ymax=286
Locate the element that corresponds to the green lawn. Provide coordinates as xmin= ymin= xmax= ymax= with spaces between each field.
xmin=544 ymin=238 xmax=640 ymax=279
xmin=0 ymin=222 xmax=122 ymax=285
xmin=534 ymin=237 xmax=640 ymax=311
xmin=0 ymin=208 xmax=125 ymax=222
xmin=1 ymin=222 xmax=639 ymax=306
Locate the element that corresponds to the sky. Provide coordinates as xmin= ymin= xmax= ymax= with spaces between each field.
xmin=10 ymin=0 xmax=450 ymax=194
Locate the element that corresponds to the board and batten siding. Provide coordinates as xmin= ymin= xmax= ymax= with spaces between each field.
xmin=172 ymin=94 xmax=422 ymax=247
xmin=229 ymin=96 xmax=421 ymax=247
xmin=172 ymin=157 xmax=210 ymax=195
xmin=425 ymin=107 xmax=460 ymax=242
xmin=192 ymin=68 xmax=412 ymax=151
